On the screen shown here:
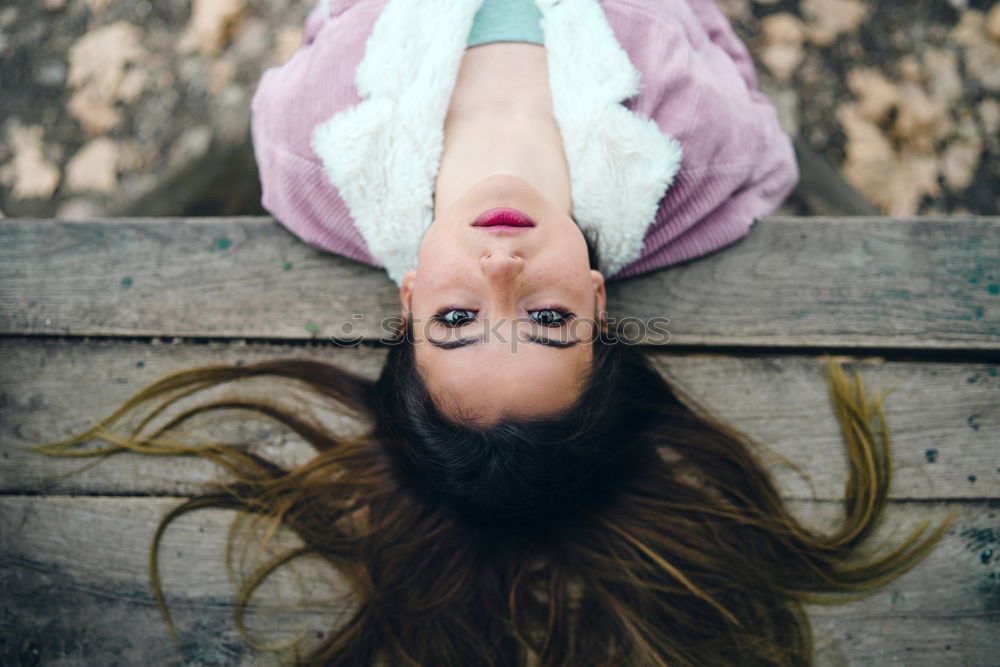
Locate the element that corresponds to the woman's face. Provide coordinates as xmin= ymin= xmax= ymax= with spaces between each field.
xmin=400 ymin=174 xmax=606 ymax=424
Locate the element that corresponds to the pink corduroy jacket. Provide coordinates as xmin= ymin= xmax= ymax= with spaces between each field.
xmin=251 ymin=0 xmax=798 ymax=284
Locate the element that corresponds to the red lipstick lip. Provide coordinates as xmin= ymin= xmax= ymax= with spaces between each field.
xmin=472 ymin=207 xmax=536 ymax=229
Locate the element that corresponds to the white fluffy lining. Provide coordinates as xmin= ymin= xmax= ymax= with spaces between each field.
xmin=311 ymin=0 xmax=682 ymax=285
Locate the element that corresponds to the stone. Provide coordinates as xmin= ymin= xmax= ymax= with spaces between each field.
xmin=56 ymin=197 xmax=104 ymax=220
xmin=838 ymin=103 xmax=940 ymax=216
xmin=0 ymin=122 xmax=61 ymax=200
xmin=207 ymin=60 xmax=237 ymax=95
xmin=232 ymin=16 xmax=270 ymax=62
xmin=801 ymin=0 xmax=868 ymax=46
xmin=889 ymin=151 xmax=940 ymax=216
xmin=965 ymin=39 xmax=1000 ymax=92
xmin=168 ymin=126 xmax=213 ymax=167
xmin=922 ymin=48 xmax=963 ymax=106
xmin=941 ymin=138 xmax=982 ymax=190
xmin=716 ymin=0 xmax=752 ymax=22
xmin=898 ymin=56 xmax=923 ymax=84
xmin=67 ymin=21 xmax=145 ymax=98
xmin=67 ymin=87 xmax=122 ymax=136
xmin=952 ymin=10 xmax=1000 ymax=91
xmin=846 ymin=68 xmax=899 ymax=124
xmin=66 ymin=21 xmax=146 ymax=134
xmin=760 ymin=13 xmax=806 ymax=83
xmin=65 ymin=137 xmax=118 ymax=194
xmin=116 ymin=68 xmax=149 ymax=104
xmin=987 ymin=4 xmax=1000 ymax=42
xmin=35 ymin=61 xmax=67 ymax=86
xmin=117 ymin=140 xmax=155 ymax=172
xmin=0 ymin=0 xmax=314 ymax=219
xmin=273 ymin=26 xmax=304 ymax=66
xmin=178 ymin=0 xmax=247 ymax=56
xmin=978 ymin=99 xmax=1000 ymax=136
xmin=0 ymin=8 xmax=17 ymax=29
xmin=941 ymin=113 xmax=983 ymax=190
xmin=838 ymin=103 xmax=896 ymax=205
xmin=892 ymin=83 xmax=952 ymax=153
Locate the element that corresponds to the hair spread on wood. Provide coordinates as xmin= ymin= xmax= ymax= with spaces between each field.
xmin=33 ymin=347 xmax=952 ymax=666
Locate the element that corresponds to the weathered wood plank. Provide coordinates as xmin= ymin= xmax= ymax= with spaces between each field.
xmin=0 ymin=496 xmax=345 ymax=666
xmin=2 ymin=338 xmax=996 ymax=499
xmin=1 ymin=217 xmax=997 ymax=348
xmin=0 ymin=217 xmax=398 ymax=342
xmin=0 ymin=338 xmax=383 ymax=498
xmin=0 ymin=496 xmax=995 ymax=666
xmin=612 ymin=216 xmax=1000 ymax=350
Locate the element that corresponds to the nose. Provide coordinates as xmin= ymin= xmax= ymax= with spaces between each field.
xmin=480 ymin=252 xmax=524 ymax=283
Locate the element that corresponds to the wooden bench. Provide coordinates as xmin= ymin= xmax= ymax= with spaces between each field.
xmin=1 ymin=216 xmax=997 ymax=665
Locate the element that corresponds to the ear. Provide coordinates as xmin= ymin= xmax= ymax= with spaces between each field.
xmin=399 ymin=270 xmax=416 ymax=316
xmin=590 ymin=270 xmax=608 ymax=331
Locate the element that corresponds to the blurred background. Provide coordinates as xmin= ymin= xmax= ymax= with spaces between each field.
xmin=0 ymin=0 xmax=997 ymax=221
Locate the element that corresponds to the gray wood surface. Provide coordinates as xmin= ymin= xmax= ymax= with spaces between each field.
xmin=2 ymin=216 xmax=998 ymax=665
xmin=1 ymin=496 xmax=994 ymax=666
xmin=2 ymin=338 xmax=997 ymax=500
xmin=1 ymin=217 xmax=998 ymax=348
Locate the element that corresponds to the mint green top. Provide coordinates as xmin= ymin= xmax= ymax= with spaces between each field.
xmin=467 ymin=0 xmax=544 ymax=47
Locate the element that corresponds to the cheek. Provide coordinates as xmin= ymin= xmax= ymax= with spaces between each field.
xmin=541 ymin=236 xmax=590 ymax=274
xmin=538 ymin=257 xmax=597 ymax=300
xmin=417 ymin=242 xmax=469 ymax=288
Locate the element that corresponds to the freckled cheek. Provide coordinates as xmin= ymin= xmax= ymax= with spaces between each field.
xmin=534 ymin=264 xmax=594 ymax=301
xmin=426 ymin=266 xmax=473 ymax=293
xmin=420 ymin=247 xmax=474 ymax=289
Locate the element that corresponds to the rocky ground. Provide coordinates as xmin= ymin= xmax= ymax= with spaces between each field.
xmin=720 ymin=0 xmax=999 ymax=216
xmin=0 ymin=0 xmax=310 ymax=219
xmin=0 ymin=0 xmax=997 ymax=219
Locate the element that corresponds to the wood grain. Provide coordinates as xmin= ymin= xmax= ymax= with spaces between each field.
xmin=0 ymin=496 xmax=346 ymax=667
xmin=2 ymin=215 xmax=997 ymax=665
xmin=1 ymin=496 xmax=994 ymax=666
xmin=2 ymin=338 xmax=996 ymax=499
xmin=1 ymin=217 xmax=997 ymax=348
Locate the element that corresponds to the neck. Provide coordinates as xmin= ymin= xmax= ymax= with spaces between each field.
xmin=433 ymin=44 xmax=571 ymax=219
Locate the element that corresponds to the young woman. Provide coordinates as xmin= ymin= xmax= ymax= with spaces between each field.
xmin=35 ymin=1 xmax=949 ymax=665
xmin=251 ymin=0 xmax=799 ymax=423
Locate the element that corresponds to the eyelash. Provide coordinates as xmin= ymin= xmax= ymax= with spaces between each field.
xmin=432 ymin=307 xmax=575 ymax=328
xmin=432 ymin=309 xmax=478 ymax=327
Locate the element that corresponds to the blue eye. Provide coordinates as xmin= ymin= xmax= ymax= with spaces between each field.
xmin=531 ymin=309 xmax=571 ymax=326
xmin=434 ymin=309 xmax=477 ymax=327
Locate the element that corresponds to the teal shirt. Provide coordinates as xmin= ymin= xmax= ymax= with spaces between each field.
xmin=467 ymin=0 xmax=544 ymax=47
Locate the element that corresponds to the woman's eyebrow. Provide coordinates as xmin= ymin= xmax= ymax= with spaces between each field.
xmin=428 ymin=334 xmax=580 ymax=350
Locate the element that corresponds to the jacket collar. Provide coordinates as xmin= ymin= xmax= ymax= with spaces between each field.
xmin=312 ymin=0 xmax=681 ymax=284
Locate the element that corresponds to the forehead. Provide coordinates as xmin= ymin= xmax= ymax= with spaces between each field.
xmin=415 ymin=340 xmax=593 ymax=423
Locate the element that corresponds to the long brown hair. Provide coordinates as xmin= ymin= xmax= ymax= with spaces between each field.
xmin=33 ymin=341 xmax=950 ymax=666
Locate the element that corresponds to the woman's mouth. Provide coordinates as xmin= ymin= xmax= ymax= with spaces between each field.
xmin=472 ymin=208 xmax=536 ymax=233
